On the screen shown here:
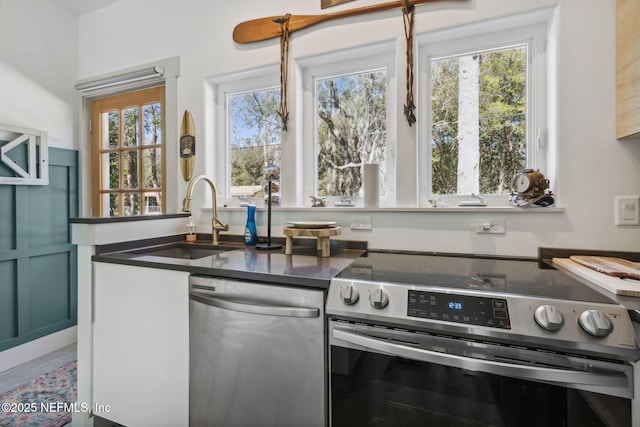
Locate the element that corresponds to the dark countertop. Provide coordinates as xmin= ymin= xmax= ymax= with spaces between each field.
xmin=70 ymin=213 xmax=190 ymax=224
xmin=92 ymin=237 xmax=366 ymax=290
xmin=90 ymin=237 xmax=640 ymax=299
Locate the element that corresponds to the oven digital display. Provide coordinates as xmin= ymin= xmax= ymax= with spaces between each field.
xmin=407 ymin=290 xmax=510 ymax=329
xmin=448 ymin=301 xmax=463 ymax=310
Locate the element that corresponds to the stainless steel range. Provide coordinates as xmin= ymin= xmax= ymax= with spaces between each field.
xmin=326 ymin=252 xmax=640 ymax=427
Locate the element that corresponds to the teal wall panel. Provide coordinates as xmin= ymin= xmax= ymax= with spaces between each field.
xmin=29 ymin=253 xmax=71 ymax=330
xmin=28 ymin=164 xmax=70 ymax=248
xmin=0 ymin=260 xmax=17 ymax=341
xmin=0 ymin=186 xmax=14 ymax=251
xmin=0 ymin=147 xmax=78 ymax=352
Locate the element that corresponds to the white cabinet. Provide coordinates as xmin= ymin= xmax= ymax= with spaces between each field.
xmin=93 ymin=263 xmax=190 ymax=427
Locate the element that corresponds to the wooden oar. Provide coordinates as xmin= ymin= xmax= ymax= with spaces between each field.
xmin=233 ymin=0 xmax=464 ymax=44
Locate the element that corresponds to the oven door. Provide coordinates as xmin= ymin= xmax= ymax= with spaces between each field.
xmin=329 ymin=320 xmax=633 ymax=427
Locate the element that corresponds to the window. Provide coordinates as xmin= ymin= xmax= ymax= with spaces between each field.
xmin=211 ymin=68 xmax=282 ymax=205
xmin=315 ymin=69 xmax=388 ymax=199
xmin=227 ymin=87 xmax=281 ymax=201
xmin=91 ymin=87 xmax=165 ymax=216
xmin=216 ymin=50 xmax=394 ymax=208
xmin=431 ymin=46 xmax=526 ymax=195
xmin=212 ymin=18 xmax=548 ymax=209
xmin=420 ymin=20 xmax=548 ymax=205
xmin=302 ymin=46 xmax=395 ymax=206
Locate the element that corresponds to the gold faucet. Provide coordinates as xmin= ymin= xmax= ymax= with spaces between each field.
xmin=182 ymin=175 xmax=229 ymax=245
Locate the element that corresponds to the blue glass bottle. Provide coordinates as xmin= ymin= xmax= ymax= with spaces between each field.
xmin=244 ymin=205 xmax=258 ymax=245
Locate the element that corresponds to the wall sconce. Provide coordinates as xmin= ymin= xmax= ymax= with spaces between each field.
xmin=74 ymin=66 xmax=164 ymax=92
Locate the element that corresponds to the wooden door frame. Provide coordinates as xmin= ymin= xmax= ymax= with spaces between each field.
xmin=91 ymin=86 xmax=166 ymax=217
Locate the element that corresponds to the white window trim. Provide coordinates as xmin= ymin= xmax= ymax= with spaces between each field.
xmin=417 ymin=10 xmax=551 ymax=207
xmin=208 ymin=9 xmax=557 ymax=212
xmin=209 ymin=66 xmax=280 ymax=205
xmin=298 ymin=42 xmax=397 ymax=207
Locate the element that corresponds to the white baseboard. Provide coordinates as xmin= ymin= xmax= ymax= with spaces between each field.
xmin=0 ymin=327 xmax=78 ymax=373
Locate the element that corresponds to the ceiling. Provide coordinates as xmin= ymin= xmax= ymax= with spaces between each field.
xmin=50 ymin=0 xmax=120 ymax=15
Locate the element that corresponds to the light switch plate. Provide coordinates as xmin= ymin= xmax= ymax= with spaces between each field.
xmin=615 ymin=196 xmax=640 ymax=226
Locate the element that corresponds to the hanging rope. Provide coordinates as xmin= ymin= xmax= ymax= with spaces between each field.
xmin=274 ymin=14 xmax=291 ymax=132
xmin=402 ymin=0 xmax=416 ymax=126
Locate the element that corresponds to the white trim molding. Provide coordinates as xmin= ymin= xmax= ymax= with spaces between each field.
xmin=0 ymin=123 xmax=48 ymax=185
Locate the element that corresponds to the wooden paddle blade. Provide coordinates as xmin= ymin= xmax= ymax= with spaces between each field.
xmin=233 ymin=16 xmax=288 ymax=43
xmin=233 ymin=15 xmax=334 ymax=43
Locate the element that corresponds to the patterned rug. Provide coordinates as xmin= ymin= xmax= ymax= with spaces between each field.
xmin=0 ymin=360 xmax=77 ymax=427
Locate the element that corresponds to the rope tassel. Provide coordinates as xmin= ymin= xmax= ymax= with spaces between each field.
xmin=274 ymin=14 xmax=291 ymax=132
xmin=402 ymin=0 xmax=416 ymax=126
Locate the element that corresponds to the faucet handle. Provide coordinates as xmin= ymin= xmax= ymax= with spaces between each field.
xmin=214 ymin=219 xmax=229 ymax=231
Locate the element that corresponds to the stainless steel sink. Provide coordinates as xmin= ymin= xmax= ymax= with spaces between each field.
xmin=130 ymin=244 xmax=238 ymax=260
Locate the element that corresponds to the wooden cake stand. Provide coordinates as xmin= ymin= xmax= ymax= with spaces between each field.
xmin=283 ymin=226 xmax=341 ymax=257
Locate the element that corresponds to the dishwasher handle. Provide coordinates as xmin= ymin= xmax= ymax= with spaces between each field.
xmin=190 ymin=291 xmax=320 ymax=318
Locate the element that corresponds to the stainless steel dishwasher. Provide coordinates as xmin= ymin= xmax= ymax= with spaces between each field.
xmin=189 ymin=275 xmax=326 ymax=427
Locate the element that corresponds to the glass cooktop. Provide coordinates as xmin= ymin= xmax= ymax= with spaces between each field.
xmin=334 ymin=252 xmax=615 ymax=304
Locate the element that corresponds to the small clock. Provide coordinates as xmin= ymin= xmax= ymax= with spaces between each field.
xmin=510 ymin=169 xmax=554 ymax=207
xmin=512 ymin=169 xmax=549 ymax=196
xmin=513 ymin=173 xmax=533 ymax=193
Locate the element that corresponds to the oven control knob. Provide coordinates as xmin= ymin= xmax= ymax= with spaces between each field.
xmin=369 ymin=288 xmax=389 ymax=309
xmin=340 ymin=284 xmax=359 ymax=305
xmin=534 ymin=305 xmax=564 ymax=332
xmin=579 ymin=310 xmax=613 ymax=338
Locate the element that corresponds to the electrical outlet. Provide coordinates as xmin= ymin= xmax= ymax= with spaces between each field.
xmin=351 ymin=216 xmax=373 ymax=231
xmin=615 ymin=196 xmax=640 ymax=226
xmin=474 ymin=218 xmax=506 ymax=234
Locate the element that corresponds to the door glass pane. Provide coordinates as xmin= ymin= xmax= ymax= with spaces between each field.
xmin=143 ymin=193 xmax=161 ymax=214
xmin=122 ymin=193 xmax=140 ymax=216
xmin=143 ymin=148 xmax=162 ymax=189
xmin=123 ymin=107 xmax=140 ymax=147
xmin=102 ymin=193 xmax=119 ymax=217
xmin=122 ymin=151 xmax=138 ymax=189
xmin=101 ymin=153 xmax=119 ymax=190
xmin=103 ymin=111 xmax=119 ymax=149
xmin=143 ymin=103 xmax=162 ymax=145
xmin=315 ymin=69 xmax=387 ymax=198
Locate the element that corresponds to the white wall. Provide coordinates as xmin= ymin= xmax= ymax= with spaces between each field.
xmin=0 ymin=0 xmax=78 ymax=367
xmin=0 ymin=0 xmax=77 ymax=149
xmin=76 ymin=0 xmax=640 ymax=257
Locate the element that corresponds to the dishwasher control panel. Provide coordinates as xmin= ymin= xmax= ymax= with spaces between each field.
xmin=407 ymin=290 xmax=511 ymax=329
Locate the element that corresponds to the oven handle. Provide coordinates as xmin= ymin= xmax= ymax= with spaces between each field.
xmin=333 ymin=328 xmax=628 ymax=390
xmin=190 ymin=291 xmax=320 ymax=318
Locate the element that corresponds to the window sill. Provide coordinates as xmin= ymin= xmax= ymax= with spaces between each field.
xmin=213 ymin=206 xmax=566 ymax=214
